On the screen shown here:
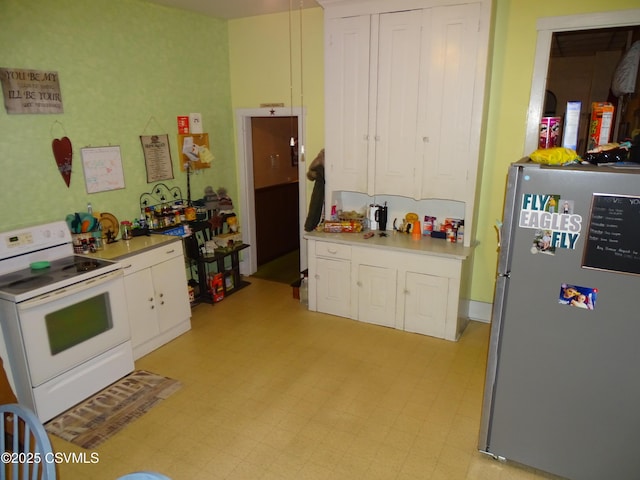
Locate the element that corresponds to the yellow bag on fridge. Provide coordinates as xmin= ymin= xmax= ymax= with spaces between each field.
xmin=529 ymin=147 xmax=580 ymax=166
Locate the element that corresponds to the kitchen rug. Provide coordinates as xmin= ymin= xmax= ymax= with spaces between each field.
xmin=45 ymin=370 xmax=181 ymax=449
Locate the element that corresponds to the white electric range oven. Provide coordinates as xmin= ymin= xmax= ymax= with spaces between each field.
xmin=0 ymin=221 xmax=133 ymax=422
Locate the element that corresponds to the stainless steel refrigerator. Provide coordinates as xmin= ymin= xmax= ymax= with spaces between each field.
xmin=479 ymin=158 xmax=640 ymax=480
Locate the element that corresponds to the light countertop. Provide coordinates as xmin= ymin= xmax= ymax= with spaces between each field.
xmin=304 ymin=230 xmax=473 ymax=260
xmin=88 ymin=234 xmax=182 ymax=261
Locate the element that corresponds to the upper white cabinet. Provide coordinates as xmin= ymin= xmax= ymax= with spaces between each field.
xmin=319 ymin=0 xmax=492 ymax=245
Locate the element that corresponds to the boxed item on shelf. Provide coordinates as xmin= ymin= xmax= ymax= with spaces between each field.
xmin=587 ymin=102 xmax=614 ymax=150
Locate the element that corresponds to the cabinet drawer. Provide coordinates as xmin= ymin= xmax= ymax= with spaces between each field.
xmin=315 ymin=241 xmax=351 ymax=260
xmin=121 ymin=241 xmax=184 ymax=275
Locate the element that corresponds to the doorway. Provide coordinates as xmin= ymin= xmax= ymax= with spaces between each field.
xmin=235 ymin=107 xmax=308 ymax=279
xmin=524 ymin=9 xmax=640 ymax=155
xmin=251 ymin=116 xmax=300 ymax=283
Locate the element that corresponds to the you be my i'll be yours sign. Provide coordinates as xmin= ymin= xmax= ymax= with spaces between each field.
xmin=0 ymin=67 xmax=63 ymax=114
xmin=1 ymin=67 xmax=70 ymax=186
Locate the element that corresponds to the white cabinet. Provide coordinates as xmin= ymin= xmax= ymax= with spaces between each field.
xmin=310 ymin=241 xmax=351 ymax=317
xmin=320 ymin=0 xmax=491 ymax=246
xmin=306 ymin=234 xmax=469 ymax=341
xmin=402 ymin=271 xmax=450 ymax=338
xmin=356 ymin=263 xmax=396 ymax=328
xmin=121 ymin=240 xmax=191 ymax=359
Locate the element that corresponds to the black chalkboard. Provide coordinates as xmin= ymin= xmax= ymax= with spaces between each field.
xmin=582 ymin=194 xmax=640 ymax=275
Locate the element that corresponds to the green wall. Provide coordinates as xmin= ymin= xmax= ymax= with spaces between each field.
xmin=0 ymin=0 xmax=235 ymax=231
xmin=2 ymin=0 xmax=639 ymax=306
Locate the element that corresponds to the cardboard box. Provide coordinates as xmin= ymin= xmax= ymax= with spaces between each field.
xmin=562 ymin=101 xmax=581 ymax=151
xmin=587 ymin=102 xmax=614 ymax=150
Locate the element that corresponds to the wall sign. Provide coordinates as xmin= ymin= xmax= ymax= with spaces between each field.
xmin=583 ymin=194 xmax=640 ymax=275
xmin=0 ymin=68 xmax=63 ymax=114
xmin=140 ymin=134 xmax=174 ymax=183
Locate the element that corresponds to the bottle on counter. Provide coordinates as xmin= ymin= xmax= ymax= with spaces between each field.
xmin=456 ymin=222 xmax=464 ymax=244
xmin=121 ymin=221 xmax=132 ymax=240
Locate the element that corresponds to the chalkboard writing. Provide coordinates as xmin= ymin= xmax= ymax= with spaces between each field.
xmin=582 ymin=194 xmax=640 ymax=275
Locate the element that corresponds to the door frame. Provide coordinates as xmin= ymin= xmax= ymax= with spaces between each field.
xmin=235 ymin=107 xmax=307 ymax=276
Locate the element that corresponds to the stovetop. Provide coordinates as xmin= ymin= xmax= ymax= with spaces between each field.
xmin=0 ymin=255 xmax=119 ymax=302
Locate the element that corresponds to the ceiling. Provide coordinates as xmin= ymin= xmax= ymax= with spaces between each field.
xmin=145 ymin=0 xmax=320 ymax=19
xmin=551 ymin=27 xmax=639 ymax=57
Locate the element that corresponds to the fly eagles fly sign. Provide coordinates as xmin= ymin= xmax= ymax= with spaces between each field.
xmin=0 ymin=68 xmax=63 ymax=114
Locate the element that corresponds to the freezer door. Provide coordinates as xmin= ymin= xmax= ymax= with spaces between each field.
xmin=480 ymin=163 xmax=640 ymax=480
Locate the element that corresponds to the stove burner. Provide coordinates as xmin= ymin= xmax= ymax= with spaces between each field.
xmin=68 ymin=258 xmax=102 ymax=272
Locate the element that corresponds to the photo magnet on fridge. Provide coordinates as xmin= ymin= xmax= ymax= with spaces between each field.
xmin=558 ymin=283 xmax=597 ymax=310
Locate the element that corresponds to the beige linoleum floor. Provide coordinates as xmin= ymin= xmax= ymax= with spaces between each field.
xmin=52 ymin=277 xmax=562 ymax=480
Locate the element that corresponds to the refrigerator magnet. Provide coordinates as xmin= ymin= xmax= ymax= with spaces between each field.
xmin=558 ymin=283 xmax=597 ymax=310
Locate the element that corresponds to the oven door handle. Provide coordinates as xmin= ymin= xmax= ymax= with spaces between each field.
xmin=17 ymin=269 xmax=123 ymax=311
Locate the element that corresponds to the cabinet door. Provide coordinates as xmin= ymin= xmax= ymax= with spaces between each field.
xmin=316 ymin=257 xmax=351 ymax=318
xmin=124 ymin=268 xmax=159 ymax=349
xmin=418 ymin=3 xmax=481 ymax=200
xmin=357 ymin=264 xmax=396 ymax=328
xmin=373 ymin=10 xmax=423 ymax=197
xmin=152 ymin=256 xmax=191 ymax=333
xmin=325 ymin=15 xmax=371 ymax=194
xmin=403 ymin=271 xmax=448 ymax=338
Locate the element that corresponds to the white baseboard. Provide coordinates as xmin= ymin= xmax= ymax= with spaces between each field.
xmin=464 ymin=300 xmax=492 ymax=323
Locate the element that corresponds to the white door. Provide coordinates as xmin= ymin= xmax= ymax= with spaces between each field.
xmin=419 ymin=3 xmax=481 ymax=201
xmin=403 ymin=271 xmax=448 ymax=338
xmin=124 ymin=267 xmax=159 ymax=349
xmin=324 ymin=15 xmax=371 ymax=194
xmin=153 ymin=256 xmax=191 ymax=333
xmin=316 ymin=257 xmax=351 ymax=317
xmin=373 ymin=10 xmax=423 ymax=197
xmin=357 ymin=264 xmax=396 ymax=328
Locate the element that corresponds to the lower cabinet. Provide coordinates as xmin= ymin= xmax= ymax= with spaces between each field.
xmin=308 ymin=238 xmax=467 ymax=341
xmin=316 ymin=257 xmax=351 ymax=317
xmin=356 ymin=263 xmax=397 ymax=328
xmin=121 ymin=240 xmax=192 ymax=359
xmin=402 ymin=271 xmax=450 ymax=338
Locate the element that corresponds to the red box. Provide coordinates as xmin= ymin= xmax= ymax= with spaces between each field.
xmin=209 ymin=273 xmax=224 ymax=302
xmin=177 ymin=116 xmax=190 ymax=134
xmin=587 ymin=102 xmax=614 ymax=150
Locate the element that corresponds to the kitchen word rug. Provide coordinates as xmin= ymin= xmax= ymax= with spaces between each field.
xmin=45 ymin=370 xmax=181 ymax=449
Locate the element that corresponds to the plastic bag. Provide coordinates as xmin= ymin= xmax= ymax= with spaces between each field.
xmin=529 ymin=147 xmax=580 ymax=166
xmin=583 ymin=142 xmax=630 ymax=164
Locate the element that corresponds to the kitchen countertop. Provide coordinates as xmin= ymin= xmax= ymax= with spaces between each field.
xmin=304 ymin=230 xmax=473 ymax=260
xmin=87 ymin=234 xmax=182 ymax=261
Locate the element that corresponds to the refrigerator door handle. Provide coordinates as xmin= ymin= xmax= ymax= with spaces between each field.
xmin=495 ymin=220 xmax=503 ymax=248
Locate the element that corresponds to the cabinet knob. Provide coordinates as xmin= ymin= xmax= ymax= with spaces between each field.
xmin=357 ymin=281 xmax=363 ymax=287
xmin=159 ymin=293 xmax=164 ymax=298
xmin=423 ymin=136 xmax=429 ymax=143
xmin=151 ymin=305 xmax=155 ymax=310
xmin=374 ymin=135 xmax=380 ymax=141
xmin=148 ymin=297 xmax=154 ymax=302
xmin=328 ymin=248 xmax=337 ymax=254
xmin=404 ymin=289 xmax=410 ymax=295
xmin=315 ymin=274 xmax=320 ymax=279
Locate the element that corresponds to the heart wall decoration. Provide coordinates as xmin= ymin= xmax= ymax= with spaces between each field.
xmin=52 ymin=136 xmax=73 ymax=187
